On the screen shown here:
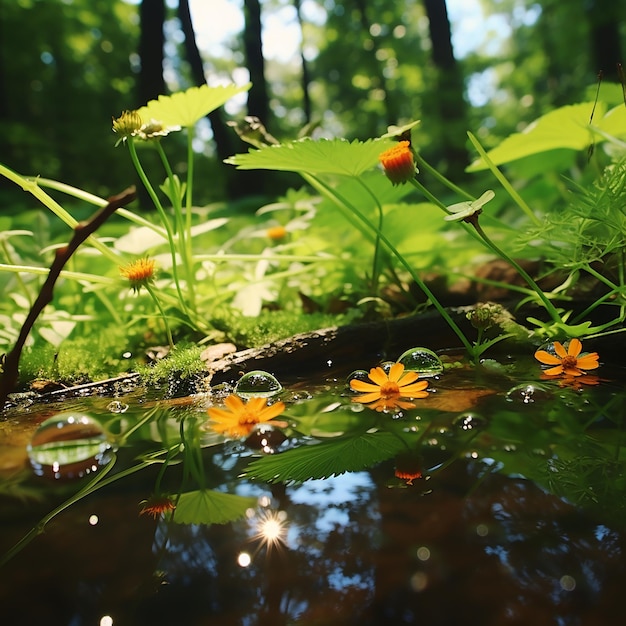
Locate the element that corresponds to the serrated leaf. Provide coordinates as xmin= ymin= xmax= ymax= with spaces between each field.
xmin=225 ymin=137 xmax=396 ymax=177
xmin=173 ymin=489 xmax=257 ymax=525
xmin=138 ymin=83 xmax=251 ymax=128
xmin=241 ymin=431 xmax=406 ymax=484
xmin=467 ymin=102 xmax=604 ymax=171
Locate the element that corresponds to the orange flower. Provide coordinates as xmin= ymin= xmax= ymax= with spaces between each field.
xmin=379 ymin=141 xmax=416 ymax=185
xmin=120 ymin=257 xmax=156 ymax=293
xmin=207 ymin=394 xmax=286 ymax=438
xmin=266 ymin=225 xmax=287 ymax=240
xmin=534 ymin=338 xmax=599 ymax=377
xmin=139 ymin=494 xmax=176 ymax=519
xmin=350 ymin=362 xmax=429 ymax=411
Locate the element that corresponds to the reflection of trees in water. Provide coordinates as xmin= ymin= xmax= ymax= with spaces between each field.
xmin=137 ymin=453 xmax=626 ymax=625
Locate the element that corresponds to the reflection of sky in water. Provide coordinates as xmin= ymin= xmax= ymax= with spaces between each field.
xmin=289 ymin=472 xmax=376 ymax=534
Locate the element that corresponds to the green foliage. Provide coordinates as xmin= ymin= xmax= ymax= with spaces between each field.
xmin=226 ymin=137 xmax=396 ymax=176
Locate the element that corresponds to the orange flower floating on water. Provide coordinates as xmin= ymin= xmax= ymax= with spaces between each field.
xmin=350 ymin=362 xmax=429 ymax=411
xmin=534 ymin=338 xmax=599 ymax=377
xmin=120 ymin=257 xmax=156 ymax=293
xmin=379 ymin=141 xmax=416 ymax=185
xmin=207 ymin=394 xmax=287 ymax=439
xmin=139 ymin=494 xmax=176 ymax=519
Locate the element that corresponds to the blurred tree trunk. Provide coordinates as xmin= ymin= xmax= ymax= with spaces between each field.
xmin=584 ymin=0 xmax=623 ymax=82
xmin=177 ymin=0 xmax=238 ymax=195
xmin=243 ymin=0 xmax=270 ymax=125
xmin=293 ymin=0 xmax=312 ymax=124
xmin=422 ymin=0 xmax=469 ymax=180
xmin=138 ymin=0 xmax=165 ymax=105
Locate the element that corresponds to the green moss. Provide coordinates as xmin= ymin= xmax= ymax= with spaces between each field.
xmin=137 ymin=344 xmax=206 ymax=396
xmin=211 ymin=309 xmax=361 ymax=348
xmin=19 ymin=328 xmax=132 ymax=386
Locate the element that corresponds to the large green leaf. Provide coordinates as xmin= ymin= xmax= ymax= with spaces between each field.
xmin=173 ymin=489 xmax=257 ymax=525
xmin=467 ymin=102 xmax=605 ymax=171
xmin=225 ymin=137 xmax=396 ymax=177
xmin=138 ymin=83 xmax=251 ymax=128
xmin=241 ymin=431 xmax=406 ymax=484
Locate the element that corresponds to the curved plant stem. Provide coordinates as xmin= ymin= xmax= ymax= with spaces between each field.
xmin=145 ymin=283 xmax=175 ymax=348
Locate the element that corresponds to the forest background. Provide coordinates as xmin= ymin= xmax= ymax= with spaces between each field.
xmin=1 ymin=0 xmax=624 ymax=210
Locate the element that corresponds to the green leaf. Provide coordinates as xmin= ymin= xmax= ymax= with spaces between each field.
xmin=138 ymin=83 xmax=251 ymax=128
xmin=242 ymin=431 xmax=406 ymax=483
xmin=467 ymin=102 xmax=604 ymax=171
xmin=225 ymin=137 xmax=396 ymax=177
xmin=173 ymin=489 xmax=257 ymax=525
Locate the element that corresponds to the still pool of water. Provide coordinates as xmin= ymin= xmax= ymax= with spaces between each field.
xmin=1 ymin=350 xmax=625 ymax=625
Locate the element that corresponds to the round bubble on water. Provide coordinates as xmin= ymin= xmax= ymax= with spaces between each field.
xmin=346 ymin=369 xmax=369 ymax=391
xmin=107 ymin=400 xmax=129 ymax=413
xmin=27 ymin=412 xmax=116 ymax=479
xmin=506 ymin=383 xmax=551 ymax=405
xmin=397 ymin=347 xmax=443 ymax=376
xmin=234 ymin=370 xmax=282 ymax=398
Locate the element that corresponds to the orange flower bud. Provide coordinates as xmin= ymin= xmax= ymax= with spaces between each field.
xmin=379 ymin=141 xmax=416 ymax=185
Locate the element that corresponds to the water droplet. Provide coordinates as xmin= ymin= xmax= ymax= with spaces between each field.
xmin=397 ymin=347 xmax=443 ymax=376
xmin=346 ymin=369 xmax=369 ymax=391
xmin=27 ymin=412 xmax=116 ymax=479
xmin=506 ymin=383 xmax=550 ymax=404
xmin=235 ymin=370 xmax=282 ymax=398
xmin=107 ymin=400 xmax=128 ymax=413
xmin=453 ymin=412 xmax=487 ymax=431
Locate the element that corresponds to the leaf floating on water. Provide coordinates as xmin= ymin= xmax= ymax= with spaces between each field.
xmin=174 ymin=489 xmax=257 ymax=525
xmin=242 ymin=431 xmax=406 ymax=484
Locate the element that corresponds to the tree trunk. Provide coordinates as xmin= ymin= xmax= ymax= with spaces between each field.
xmin=422 ymin=0 xmax=469 ymax=180
xmin=293 ymin=0 xmax=312 ymax=124
xmin=177 ymin=0 xmax=238 ymax=194
xmin=138 ymin=0 xmax=166 ymax=106
xmin=585 ymin=0 xmax=624 ymax=82
xmin=243 ymin=0 xmax=270 ymax=124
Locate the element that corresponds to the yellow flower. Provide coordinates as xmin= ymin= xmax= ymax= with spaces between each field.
xmin=120 ymin=258 xmax=156 ymax=293
xmin=534 ymin=338 xmax=600 ymax=377
xmin=378 ymin=141 xmax=416 ymax=185
xmin=350 ymin=362 xmax=429 ymax=411
xmin=112 ymin=110 xmax=143 ymax=145
xmin=207 ymin=394 xmax=286 ymax=438
xmin=139 ymin=494 xmax=176 ymax=519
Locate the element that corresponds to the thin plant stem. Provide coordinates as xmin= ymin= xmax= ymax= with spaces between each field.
xmin=155 ymin=142 xmax=197 ymax=312
xmin=467 ymin=132 xmax=542 ymax=227
xmin=303 ymin=173 xmax=475 ymax=355
xmin=470 ymin=217 xmax=563 ymax=324
xmin=126 ymin=139 xmax=190 ymax=318
xmin=414 ymin=152 xmax=474 ymax=201
xmin=355 ymin=178 xmax=385 ymax=292
xmin=145 ymin=283 xmax=175 ymax=349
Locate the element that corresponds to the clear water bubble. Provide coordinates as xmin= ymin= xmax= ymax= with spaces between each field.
xmin=106 ymin=400 xmax=129 ymax=413
xmin=235 ymin=370 xmax=282 ymax=398
xmin=506 ymin=383 xmax=551 ymax=404
xmin=397 ymin=347 xmax=443 ymax=376
xmin=346 ymin=369 xmax=369 ymax=391
xmin=27 ymin=412 xmax=116 ymax=480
